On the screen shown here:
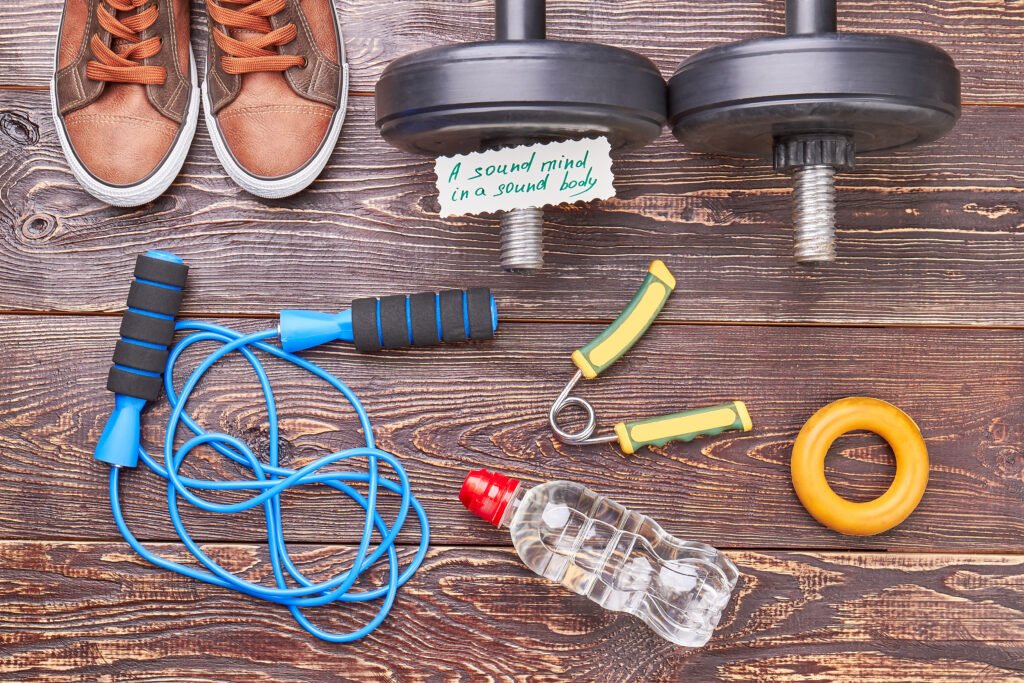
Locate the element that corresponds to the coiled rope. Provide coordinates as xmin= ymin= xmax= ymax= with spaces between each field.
xmin=110 ymin=320 xmax=429 ymax=642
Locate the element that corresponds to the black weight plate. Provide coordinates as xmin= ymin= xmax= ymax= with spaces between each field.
xmin=376 ymin=40 xmax=667 ymax=156
xmin=669 ymin=33 xmax=960 ymax=156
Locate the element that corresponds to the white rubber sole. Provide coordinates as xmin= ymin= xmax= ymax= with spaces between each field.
xmin=50 ymin=46 xmax=200 ymax=208
xmin=202 ymin=22 xmax=349 ymax=199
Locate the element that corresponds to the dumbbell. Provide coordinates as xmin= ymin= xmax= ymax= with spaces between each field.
xmin=668 ymin=0 xmax=961 ymax=264
xmin=375 ymin=0 xmax=667 ymax=274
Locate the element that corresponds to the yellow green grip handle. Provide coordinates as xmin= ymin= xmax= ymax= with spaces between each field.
xmin=571 ymin=260 xmax=676 ymax=380
xmin=614 ymin=401 xmax=752 ymax=455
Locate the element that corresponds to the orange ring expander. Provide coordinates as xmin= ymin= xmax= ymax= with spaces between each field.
xmin=791 ymin=397 xmax=929 ymax=536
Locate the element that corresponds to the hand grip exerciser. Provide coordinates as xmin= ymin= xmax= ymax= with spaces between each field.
xmin=614 ymin=402 xmax=752 ymax=455
xmin=570 ymin=260 xmax=675 ymax=379
xmin=279 ymin=288 xmax=498 ymax=353
xmin=549 ymin=260 xmax=752 ymax=453
xmin=95 ymin=250 xmax=188 ymax=468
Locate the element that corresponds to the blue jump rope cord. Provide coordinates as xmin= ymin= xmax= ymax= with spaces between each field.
xmin=109 ymin=320 xmax=430 ymax=642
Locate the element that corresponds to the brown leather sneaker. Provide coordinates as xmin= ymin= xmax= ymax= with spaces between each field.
xmin=203 ymin=0 xmax=348 ymax=198
xmin=52 ymin=0 xmax=199 ymax=206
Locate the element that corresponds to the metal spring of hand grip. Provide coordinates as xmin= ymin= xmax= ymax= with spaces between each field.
xmin=548 ymin=370 xmax=618 ymax=445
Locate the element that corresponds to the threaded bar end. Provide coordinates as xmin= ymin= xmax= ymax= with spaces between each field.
xmin=500 ymin=207 xmax=545 ymax=274
xmin=791 ymin=165 xmax=837 ymax=265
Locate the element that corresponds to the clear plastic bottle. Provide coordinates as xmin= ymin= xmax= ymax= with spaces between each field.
xmin=459 ymin=469 xmax=739 ymax=647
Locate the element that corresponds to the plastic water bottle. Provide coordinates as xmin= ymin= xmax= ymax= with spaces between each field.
xmin=459 ymin=469 xmax=739 ymax=647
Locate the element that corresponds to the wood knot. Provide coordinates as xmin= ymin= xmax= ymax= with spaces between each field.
xmin=0 ymin=112 xmax=40 ymax=146
xmin=994 ymin=446 xmax=1022 ymax=478
xmin=18 ymin=213 xmax=59 ymax=240
xmin=244 ymin=425 xmax=295 ymax=462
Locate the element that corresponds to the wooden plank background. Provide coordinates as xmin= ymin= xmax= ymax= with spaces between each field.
xmin=1 ymin=0 xmax=1023 ymax=680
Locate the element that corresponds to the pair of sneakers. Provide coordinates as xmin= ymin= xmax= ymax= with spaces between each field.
xmin=52 ymin=0 xmax=349 ymax=206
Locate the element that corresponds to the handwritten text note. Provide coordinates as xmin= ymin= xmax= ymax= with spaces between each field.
xmin=435 ymin=138 xmax=615 ymax=217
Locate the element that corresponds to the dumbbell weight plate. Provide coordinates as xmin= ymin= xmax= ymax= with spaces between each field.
xmin=669 ymin=33 xmax=960 ymax=157
xmin=376 ymin=40 xmax=668 ymax=156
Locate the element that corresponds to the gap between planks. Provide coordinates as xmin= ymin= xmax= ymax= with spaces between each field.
xmin=2 ymin=538 xmax=1022 ymax=557
xmin=5 ymin=309 xmax=1024 ymax=333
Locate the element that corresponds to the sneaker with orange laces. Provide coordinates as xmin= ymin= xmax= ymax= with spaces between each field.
xmin=52 ymin=0 xmax=199 ymax=206
xmin=202 ymin=0 xmax=348 ymax=198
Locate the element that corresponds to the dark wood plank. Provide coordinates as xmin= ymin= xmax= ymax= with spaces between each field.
xmin=1 ymin=542 xmax=1021 ymax=682
xmin=2 ymin=90 xmax=1024 ymax=324
xmin=3 ymin=0 xmax=1024 ymax=103
xmin=2 ymin=315 xmax=1022 ymax=551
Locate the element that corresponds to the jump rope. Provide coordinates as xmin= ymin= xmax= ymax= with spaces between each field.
xmin=95 ymin=251 xmax=497 ymax=641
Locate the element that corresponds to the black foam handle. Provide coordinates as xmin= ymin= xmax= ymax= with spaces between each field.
xmin=134 ymin=254 xmax=189 ymax=288
xmin=107 ymin=254 xmax=189 ymax=401
xmin=351 ymin=288 xmax=495 ymax=353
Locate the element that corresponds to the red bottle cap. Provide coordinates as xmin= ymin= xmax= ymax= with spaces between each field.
xmin=459 ymin=469 xmax=521 ymax=527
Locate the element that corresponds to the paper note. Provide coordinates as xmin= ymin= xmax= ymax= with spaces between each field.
xmin=435 ymin=138 xmax=615 ymax=218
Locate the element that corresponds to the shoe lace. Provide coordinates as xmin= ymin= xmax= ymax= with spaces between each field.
xmin=86 ymin=0 xmax=167 ymax=85
xmin=208 ymin=0 xmax=306 ymax=75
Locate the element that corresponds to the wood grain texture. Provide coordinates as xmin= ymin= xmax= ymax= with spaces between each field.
xmin=1 ymin=542 xmax=1022 ymax=682
xmin=2 ymin=90 xmax=1024 ymax=324
xmin=2 ymin=315 xmax=1022 ymax=551
xmin=3 ymin=0 xmax=1024 ymax=102
xmin=3 ymin=0 xmax=1024 ymax=677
